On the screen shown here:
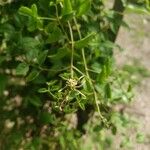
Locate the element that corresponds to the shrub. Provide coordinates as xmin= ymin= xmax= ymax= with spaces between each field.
xmin=0 ymin=0 xmax=149 ymax=149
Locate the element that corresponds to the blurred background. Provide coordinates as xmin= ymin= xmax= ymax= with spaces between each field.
xmin=115 ymin=13 xmax=150 ymax=150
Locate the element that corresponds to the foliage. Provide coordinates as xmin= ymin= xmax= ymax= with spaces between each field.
xmin=0 ymin=0 xmax=149 ymax=149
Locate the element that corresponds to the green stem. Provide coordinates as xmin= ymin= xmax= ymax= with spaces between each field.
xmin=68 ymin=21 xmax=74 ymax=78
xmin=73 ymin=17 xmax=104 ymax=120
xmin=73 ymin=66 xmax=84 ymax=76
xmin=38 ymin=17 xmax=57 ymax=21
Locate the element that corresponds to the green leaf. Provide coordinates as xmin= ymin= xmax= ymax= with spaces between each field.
xmin=49 ymin=47 xmax=69 ymax=61
xmin=93 ymin=125 xmax=102 ymax=132
xmin=45 ymin=23 xmax=63 ymax=43
xmin=46 ymin=26 xmax=63 ymax=43
xmin=16 ymin=63 xmax=29 ymax=76
xmin=46 ymin=80 xmax=57 ymax=86
xmin=31 ymin=4 xmax=38 ymax=16
xmin=78 ymin=102 xmax=85 ymax=110
xmin=26 ymin=70 xmax=40 ymax=82
xmin=19 ymin=4 xmax=42 ymax=31
xmin=39 ymin=112 xmax=54 ymax=124
xmin=136 ymin=133 xmax=145 ymax=143
xmin=91 ymin=62 xmax=102 ymax=73
xmin=21 ymin=37 xmax=41 ymax=51
xmin=120 ymin=137 xmax=132 ymax=148
xmin=26 ymin=49 xmax=39 ymax=62
xmin=105 ymin=83 xmax=111 ymax=99
xmin=20 ymin=37 xmax=41 ymax=61
xmin=37 ymin=50 xmax=48 ymax=65
xmin=0 ymin=56 xmax=6 ymax=65
xmin=38 ymin=88 xmax=48 ymax=93
xmin=27 ymin=17 xmax=43 ymax=31
xmin=126 ymin=4 xmax=150 ymax=14
xmin=76 ymin=0 xmax=91 ymax=16
xmin=0 ymin=24 xmax=15 ymax=34
xmin=98 ymin=65 xmax=107 ymax=83
xmin=62 ymin=0 xmax=73 ymax=16
xmin=29 ymin=96 xmax=42 ymax=107
xmin=74 ymin=32 xmax=96 ymax=48
xmin=19 ymin=4 xmax=38 ymax=17
xmin=19 ymin=6 xmax=33 ymax=17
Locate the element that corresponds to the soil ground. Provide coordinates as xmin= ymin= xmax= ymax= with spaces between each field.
xmin=115 ymin=13 xmax=150 ymax=150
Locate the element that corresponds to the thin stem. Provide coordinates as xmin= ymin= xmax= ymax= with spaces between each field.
xmin=68 ymin=21 xmax=74 ymax=78
xmin=73 ymin=66 xmax=84 ymax=76
xmin=87 ymin=68 xmax=100 ymax=74
xmin=73 ymin=17 xmax=82 ymax=39
xmin=73 ymin=17 xmax=89 ymax=77
xmin=73 ymin=17 xmax=104 ymax=120
xmin=38 ymin=17 xmax=57 ymax=21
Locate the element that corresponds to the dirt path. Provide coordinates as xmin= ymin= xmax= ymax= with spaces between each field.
xmin=116 ymin=14 xmax=150 ymax=150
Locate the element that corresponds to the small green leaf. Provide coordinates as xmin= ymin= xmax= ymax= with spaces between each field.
xmin=31 ymin=4 xmax=38 ymax=17
xmin=74 ymin=32 xmax=96 ymax=48
xmin=26 ymin=70 xmax=40 ymax=82
xmin=76 ymin=0 xmax=91 ymax=16
xmin=37 ymin=50 xmax=48 ymax=65
xmin=29 ymin=96 xmax=42 ymax=107
xmin=111 ymin=126 xmax=117 ymax=135
xmin=78 ymin=102 xmax=85 ymax=110
xmin=120 ymin=137 xmax=132 ymax=148
xmin=127 ymin=84 xmax=132 ymax=92
xmin=46 ymin=80 xmax=57 ymax=86
xmin=19 ymin=6 xmax=33 ymax=17
xmin=49 ymin=47 xmax=69 ymax=61
xmin=20 ymin=37 xmax=41 ymax=61
xmin=93 ymin=125 xmax=102 ymax=132
xmin=105 ymin=83 xmax=111 ymax=99
xmin=99 ymin=65 xmax=107 ymax=83
xmin=16 ymin=63 xmax=29 ymax=76
xmin=39 ymin=112 xmax=54 ymax=124
xmin=136 ymin=133 xmax=145 ymax=143
xmin=126 ymin=4 xmax=150 ymax=14
xmin=27 ymin=17 xmax=43 ymax=31
xmin=46 ymin=26 xmax=63 ymax=43
xmin=38 ymin=88 xmax=48 ymax=93
xmin=19 ymin=4 xmax=38 ymax=17
xmin=62 ymin=0 xmax=73 ymax=16
xmin=21 ymin=37 xmax=40 ymax=51
xmin=0 ymin=24 xmax=15 ymax=33
xmin=19 ymin=4 xmax=42 ymax=31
